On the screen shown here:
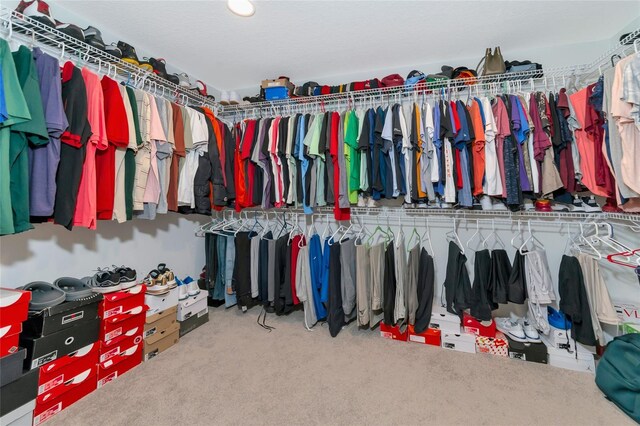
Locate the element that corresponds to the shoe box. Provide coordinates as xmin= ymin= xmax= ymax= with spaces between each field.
xmin=462 ymin=313 xmax=497 ymax=338
xmin=476 ymin=331 xmax=509 ymax=357
xmin=143 ymin=322 xmax=179 ymax=361
xmin=99 ymin=284 xmax=146 ymax=320
xmin=506 ymin=335 xmax=548 ymax=364
xmin=540 ymin=335 xmax=595 ymax=374
xmin=101 ymin=308 xmax=146 ymax=348
xmin=33 ymin=368 xmax=96 ymax=426
xmin=177 ymin=291 xmax=208 ymax=322
xmin=145 ymin=286 xmax=179 ymax=316
xmin=21 ymin=318 xmax=100 ymax=370
xmin=22 ymin=293 xmax=102 ymax=337
xmin=37 ymin=343 xmax=99 ymax=401
xmin=429 ymin=307 xmax=462 ymax=334
xmin=1 ymin=348 xmax=27 ymax=386
xmin=97 ymin=340 xmax=142 ymax=388
xmin=441 ymin=332 xmax=477 ymax=354
xmin=179 ymin=307 xmax=209 ymax=337
xmin=547 ymin=326 xmax=574 ymax=351
xmin=379 ymin=321 xmax=408 ymax=342
xmin=144 ymin=306 xmax=177 ymax=340
xmin=0 ymin=400 xmax=35 ymax=426
xmin=407 ymin=325 xmax=441 ymax=346
xmin=0 ymin=367 xmax=39 ymax=417
xmin=0 ymin=288 xmax=30 ymax=358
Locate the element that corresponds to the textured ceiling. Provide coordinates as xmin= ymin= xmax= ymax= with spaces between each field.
xmin=43 ymin=1 xmax=640 ymax=91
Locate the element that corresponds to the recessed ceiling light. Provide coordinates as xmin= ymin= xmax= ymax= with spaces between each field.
xmin=227 ymin=0 xmax=255 ymax=17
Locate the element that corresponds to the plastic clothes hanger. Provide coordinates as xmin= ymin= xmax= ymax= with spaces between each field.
xmin=481 ymin=219 xmax=505 ymax=250
xmin=607 ymin=249 xmax=640 ymax=268
xmin=518 ymin=220 xmax=545 ymax=255
xmin=446 ymin=218 xmax=464 ymax=254
xmin=511 ymin=220 xmax=526 ymax=250
xmin=466 ymin=220 xmax=487 ymax=251
xmin=576 ymin=223 xmax=602 ymax=260
xmin=421 ymin=217 xmax=435 ymax=256
xmin=321 ymin=214 xmax=334 ymax=241
xmin=406 ymin=217 xmax=421 ymax=249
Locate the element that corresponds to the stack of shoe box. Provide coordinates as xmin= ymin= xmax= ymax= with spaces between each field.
xmin=0 ymin=288 xmax=37 ymax=426
xmin=144 ymin=286 xmax=179 ymax=361
xmin=97 ymin=285 xmax=147 ymax=388
xmin=435 ymin=308 xmax=476 ymax=354
xmin=177 ymin=287 xmax=209 ymax=337
xmin=18 ymin=292 xmax=102 ymax=425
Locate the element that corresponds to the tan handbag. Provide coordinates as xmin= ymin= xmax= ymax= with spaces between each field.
xmin=477 ymin=47 xmax=506 ymax=76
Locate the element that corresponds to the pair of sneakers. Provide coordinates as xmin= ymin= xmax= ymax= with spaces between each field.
xmin=219 ymin=91 xmax=242 ymax=105
xmin=479 ymin=195 xmax=508 ymax=211
xmin=357 ymin=195 xmax=378 ymax=208
xmin=177 ymin=276 xmax=200 ymax=301
xmin=496 ymin=313 xmax=541 ymax=343
xmin=82 ymin=266 xmax=137 ymax=294
xmin=144 ymin=264 xmax=177 ymax=295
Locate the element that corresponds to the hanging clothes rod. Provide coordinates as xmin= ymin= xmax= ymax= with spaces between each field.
xmin=0 ymin=6 xmax=218 ymax=112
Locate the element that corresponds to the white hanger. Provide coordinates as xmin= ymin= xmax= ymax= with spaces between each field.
xmin=519 ymin=220 xmax=545 ymax=254
xmin=446 ymin=218 xmax=464 ymax=254
xmin=510 ymin=220 xmax=525 ymax=249
xmin=466 ymin=220 xmax=487 ymax=251
xmin=481 ymin=219 xmax=505 ymax=250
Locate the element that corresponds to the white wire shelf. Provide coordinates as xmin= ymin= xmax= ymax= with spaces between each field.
xmin=0 ymin=6 xmax=217 ymax=110
xmin=219 ymin=28 xmax=640 ymax=118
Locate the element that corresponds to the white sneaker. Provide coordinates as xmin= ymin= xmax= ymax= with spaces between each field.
xmin=402 ymin=202 xmax=415 ymax=209
xmin=440 ymin=202 xmax=453 ymax=209
xmin=416 ymin=202 xmax=428 ymax=209
xmin=495 ymin=317 xmax=527 ymax=342
xmin=491 ymin=198 xmax=508 ymax=211
xmin=480 ymin=195 xmax=493 ymax=211
xmin=518 ymin=318 xmax=541 ymax=343
xmin=357 ymin=195 xmax=366 ymax=207
xmin=523 ymin=199 xmax=535 ymax=211
xmin=551 ymin=202 xmax=570 ymax=212
xmin=178 ymin=283 xmax=189 ymax=301
xmin=582 ymin=196 xmax=602 ymax=212
xmin=220 ymin=91 xmax=230 ymax=105
xmin=229 ymin=91 xmax=240 ymax=105
xmin=570 ymin=195 xmax=586 ymax=212
xmin=187 ymin=281 xmax=200 ymax=297
xmin=367 ymin=198 xmax=378 ymax=208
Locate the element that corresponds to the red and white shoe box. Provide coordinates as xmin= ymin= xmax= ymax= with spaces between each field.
xmin=407 ymin=325 xmax=441 ymax=346
xmin=463 ymin=313 xmax=497 ymax=338
xmin=33 ymin=368 xmax=96 ymax=426
xmin=0 ymin=288 xmax=30 ymax=357
xmin=37 ymin=343 xmax=99 ymax=398
xmin=97 ymin=341 xmax=143 ymax=388
xmin=476 ymin=332 xmax=509 ymax=357
xmin=379 ymin=321 xmax=408 ymax=341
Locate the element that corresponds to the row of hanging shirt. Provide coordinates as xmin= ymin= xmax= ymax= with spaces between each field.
xmin=200 ymin=215 xmax=622 ymax=342
xmin=0 ymin=39 xmax=234 ymax=236
xmin=230 ymin=68 xmax=640 ymax=219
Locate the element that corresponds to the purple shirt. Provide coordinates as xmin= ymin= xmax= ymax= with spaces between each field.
xmin=29 ymin=48 xmax=68 ymax=216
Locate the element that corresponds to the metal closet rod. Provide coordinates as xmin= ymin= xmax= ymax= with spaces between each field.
xmin=0 ymin=7 xmax=218 ymax=111
xmin=220 ymin=27 xmax=640 ymax=119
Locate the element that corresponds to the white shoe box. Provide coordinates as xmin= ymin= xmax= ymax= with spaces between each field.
xmin=0 ymin=400 xmax=34 ymax=426
xmin=541 ymin=335 xmax=595 ymax=374
xmin=547 ymin=326 xmax=575 ymax=350
xmin=145 ymin=287 xmax=179 ymax=317
xmin=429 ymin=307 xmax=461 ymax=334
xmin=177 ymin=291 xmax=207 ymax=322
xmin=441 ymin=332 xmax=477 ymax=354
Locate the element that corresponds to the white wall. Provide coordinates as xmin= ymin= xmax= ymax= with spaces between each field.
xmin=0 ymin=214 xmax=208 ymax=287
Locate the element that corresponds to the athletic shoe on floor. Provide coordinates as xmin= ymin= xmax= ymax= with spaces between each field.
xmin=117 ymin=41 xmax=139 ymax=66
xmin=519 ymin=317 xmax=542 ymax=343
xmin=112 ymin=265 xmax=137 ymax=289
xmin=15 ymin=0 xmax=56 ymax=27
xmin=21 ymin=281 xmax=66 ymax=310
xmin=582 ymin=196 xmax=602 ymax=212
xmin=82 ymin=270 xmax=122 ymax=293
xmin=53 ymin=277 xmax=94 ymax=301
xmin=495 ymin=316 xmax=528 ymax=342
xmin=480 ymin=195 xmax=493 ymax=210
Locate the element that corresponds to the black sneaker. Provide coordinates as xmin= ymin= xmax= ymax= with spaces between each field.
xmin=82 ymin=26 xmax=105 ymax=50
xmin=16 ymin=0 xmax=56 ymax=27
xmin=55 ymin=21 xmax=85 ymax=42
xmin=117 ymin=41 xmax=139 ymax=66
xmin=149 ymin=58 xmax=168 ymax=78
xmin=82 ymin=270 xmax=122 ymax=293
xmin=105 ymin=43 xmax=122 ymax=59
xmin=166 ymin=74 xmax=180 ymax=85
xmin=112 ymin=265 xmax=137 ymax=290
xmin=471 ymin=197 xmax=483 ymax=210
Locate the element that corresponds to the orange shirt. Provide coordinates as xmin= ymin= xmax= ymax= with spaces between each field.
xmin=469 ymin=100 xmax=486 ymax=196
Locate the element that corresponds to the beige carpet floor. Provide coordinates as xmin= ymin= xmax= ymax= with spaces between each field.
xmin=47 ymin=307 xmax=632 ymax=426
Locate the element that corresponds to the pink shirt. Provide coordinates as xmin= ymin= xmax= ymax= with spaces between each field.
xmin=143 ymin=96 xmax=162 ymax=204
xmin=492 ymin=98 xmax=510 ymax=198
xmin=74 ymin=68 xmax=108 ymax=229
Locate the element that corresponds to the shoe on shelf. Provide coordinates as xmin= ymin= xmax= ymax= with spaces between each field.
xmin=416 ymin=202 xmax=428 ymax=209
xmin=148 ymin=57 xmax=168 ymax=78
xmin=471 ymin=197 xmax=482 ymax=210
xmin=523 ymin=199 xmax=535 ymax=211
xmin=583 ymin=196 xmax=602 ymax=213
xmin=138 ymin=58 xmax=154 ymax=73
xmin=440 ymin=202 xmax=454 ymax=209
xmin=21 ymin=281 xmax=66 ymax=310
xmin=229 ymin=91 xmax=241 ymax=105
xmin=491 ymin=197 xmax=508 ymax=211
xmin=195 ymin=80 xmax=208 ymax=97
xmin=571 ymin=195 xmax=586 ymax=212
xmin=112 ymin=265 xmax=137 ymax=289
xmin=366 ymin=197 xmax=378 ymax=208
xmin=495 ymin=316 xmax=527 ymax=342
xmin=177 ymin=278 xmax=189 ymax=301
xmin=156 ymin=263 xmax=176 ymax=288
xmin=53 ymin=277 xmax=93 ymax=301
xmin=551 ymin=202 xmax=570 ymax=212
xmin=357 ymin=195 xmax=366 ymax=207
xmin=82 ymin=270 xmax=122 ymax=294
xmin=105 ymin=43 xmax=122 ymax=59
xmin=117 ymin=41 xmax=140 ymax=66
xmin=15 ymin=0 xmax=56 ymax=27
xmin=184 ymin=277 xmax=200 ymax=297
xmin=427 ymin=200 xmax=440 ymax=209
xmin=174 ymin=73 xmax=192 ymax=88
xmin=219 ymin=91 xmax=230 ymax=105
xmin=479 ymin=195 xmax=493 ymax=210
xmin=82 ymin=26 xmax=105 ymax=50
xmin=55 ymin=21 xmax=85 ymax=42
xmin=515 ymin=313 xmax=541 ymax=343
xmin=144 ymin=270 xmax=170 ymax=292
